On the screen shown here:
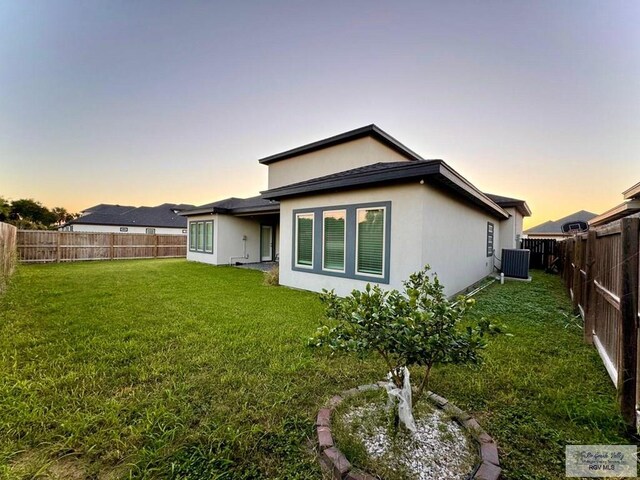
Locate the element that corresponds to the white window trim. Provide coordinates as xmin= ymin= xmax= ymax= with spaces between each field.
xmin=322 ymin=209 xmax=346 ymax=273
xmin=295 ymin=212 xmax=314 ymax=269
xmin=355 ymin=206 xmax=386 ymax=279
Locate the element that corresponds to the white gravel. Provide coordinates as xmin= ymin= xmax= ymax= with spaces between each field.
xmin=341 ymin=402 xmax=477 ymax=480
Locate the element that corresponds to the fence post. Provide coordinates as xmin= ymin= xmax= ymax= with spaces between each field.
xmin=583 ymin=230 xmax=597 ymax=344
xmin=154 ymin=235 xmax=158 ymax=258
xmin=572 ymin=237 xmax=582 ymax=312
xmin=110 ymin=233 xmax=114 ymax=260
xmin=56 ymin=231 xmax=61 ymax=263
xmin=618 ymin=217 xmax=639 ymax=431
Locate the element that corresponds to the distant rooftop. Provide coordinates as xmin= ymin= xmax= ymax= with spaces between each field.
xmin=70 ymin=203 xmax=195 ymax=228
xmin=524 ymin=210 xmax=598 ymax=234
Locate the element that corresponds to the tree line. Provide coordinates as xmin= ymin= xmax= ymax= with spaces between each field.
xmin=0 ymin=197 xmax=80 ymax=230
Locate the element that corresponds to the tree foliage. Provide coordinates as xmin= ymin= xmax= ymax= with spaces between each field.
xmin=0 ymin=198 xmax=79 ymax=229
xmin=310 ymin=266 xmax=501 ymax=401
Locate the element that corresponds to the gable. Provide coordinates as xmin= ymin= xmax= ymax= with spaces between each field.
xmin=267 ymin=136 xmax=414 ymax=189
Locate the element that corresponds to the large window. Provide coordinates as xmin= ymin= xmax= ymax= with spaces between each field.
xmin=292 ymin=202 xmax=390 ymax=282
xmin=323 ymin=210 xmax=346 ymax=272
xmin=189 ymin=220 xmax=214 ymax=253
xmin=295 ymin=213 xmax=314 ymax=267
xmin=356 ymin=207 xmax=385 ymax=276
xmin=486 ymin=222 xmax=494 ymax=257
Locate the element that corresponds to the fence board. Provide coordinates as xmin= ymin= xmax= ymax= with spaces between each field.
xmin=17 ymin=231 xmax=186 ymax=263
xmin=0 ymin=222 xmax=17 ymax=291
xmin=558 ymin=215 xmax=640 ymax=431
xmin=520 ymin=238 xmax=558 ymax=269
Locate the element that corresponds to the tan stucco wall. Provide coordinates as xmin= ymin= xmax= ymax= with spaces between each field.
xmin=279 ymin=182 xmax=504 ymax=297
xmin=186 ymin=214 xmax=262 ymax=265
xmin=267 ymin=137 xmax=412 ymax=189
xmin=420 ymin=187 xmax=500 ymax=296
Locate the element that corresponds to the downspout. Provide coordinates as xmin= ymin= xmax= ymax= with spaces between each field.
xmin=229 ymin=235 xmax=249 ymax=265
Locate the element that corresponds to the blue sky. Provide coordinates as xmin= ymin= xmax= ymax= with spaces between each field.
xmin=1 ymin=0 xmax=638 ymax=226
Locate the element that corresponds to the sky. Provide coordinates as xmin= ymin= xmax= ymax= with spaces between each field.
xmin=0 ymin=1 xmax=638 ymax=228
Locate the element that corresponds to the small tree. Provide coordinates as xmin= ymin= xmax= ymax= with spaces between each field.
xmin=310 ymin=266 xmax=500 ymax=428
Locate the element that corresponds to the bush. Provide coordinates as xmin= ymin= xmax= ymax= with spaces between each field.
xmin=263 ymin=265 xmax=279 ymax=286
xmin=310 ymin=266 xmax=501 ymax=427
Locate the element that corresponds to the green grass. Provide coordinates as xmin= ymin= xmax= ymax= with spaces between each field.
xmin=0 ymin=260 xmax=629 ymax=479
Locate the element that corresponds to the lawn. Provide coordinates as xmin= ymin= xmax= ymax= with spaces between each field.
xmin=0 ymin=260 xmax=629 ymax=479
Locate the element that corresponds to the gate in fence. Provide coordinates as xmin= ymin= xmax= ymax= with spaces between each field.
xmin=558 ymin=217 xmax=640 ymax=430
xmin=520 ymin=238 xmax=558 ymax=270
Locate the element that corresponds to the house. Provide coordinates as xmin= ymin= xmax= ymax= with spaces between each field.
xmin=589 ymin=181 xmax=640 ymax=227
xmin=181 ymin=125 xmax=531 ymax=296
xmin=61 ymin=203 xmax=194 ymax=235
xmin=524 ymin=210 xmax=598 ymax=240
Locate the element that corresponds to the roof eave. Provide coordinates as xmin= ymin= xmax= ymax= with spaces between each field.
xmin=258 ymin=124 xmax=423 ymax=165
xmin=589 ymin=200 xmax=640 ymax=227
xmin=622 ymin=182 xmax=640 ymax=200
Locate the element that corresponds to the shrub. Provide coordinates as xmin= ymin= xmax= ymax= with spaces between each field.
xmin=310 ymin=266 xmax=501 ymax=428
xmin=263 ymin=265 xmax=279 ymax=286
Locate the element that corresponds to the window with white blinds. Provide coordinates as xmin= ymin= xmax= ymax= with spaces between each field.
xmin=356 ymin=207 xmax=385 ymax=276
xmin=323 ymin=210 xmax=346 ymax=272
xmin=296 ymin=213 xmax=314 ymax=267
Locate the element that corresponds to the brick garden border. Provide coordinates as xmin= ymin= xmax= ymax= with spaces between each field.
xmin=316 ymin=383 xmax=501 ymax=480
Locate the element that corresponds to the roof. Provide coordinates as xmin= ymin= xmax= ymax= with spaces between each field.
xmin=622 ymin=181 xmax=640 ymax=200
xmin=261 ymin=160 xmax=510 ymax=220
xmin=258 ymin=124 xmax=423 ymax=165
xmin=81 ymin=204 xmax=137 ymax=216
xmin=589 ymin=200 xmax=640 ymax=227
xmin=524 ymin=210 xmax=598 ymax=234
xmin=180 ymin=195 xmax=280 ymax=217
xmin=484 ymin=193 xmax=532 ymax=217
xmin=69 ymin=203 xmax=195 ymax=228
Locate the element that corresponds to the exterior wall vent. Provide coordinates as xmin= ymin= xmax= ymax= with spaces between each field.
xmin=502 ymin=248 xmax=530 ymax=279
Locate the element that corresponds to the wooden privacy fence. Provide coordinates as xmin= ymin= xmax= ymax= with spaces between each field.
xmin=520 ymin=238 xmax=558 ymax=270
xmin=17 ymin=230 xmax=187 ymax=263
xmin=0 ymin=222 xmax=17 ymax=290
xmin=558 ymin=216 xmax=640 ymax=430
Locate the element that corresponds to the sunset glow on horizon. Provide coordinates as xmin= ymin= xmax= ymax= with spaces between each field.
xmin=1 ymin=1 xmax=638 ymax=229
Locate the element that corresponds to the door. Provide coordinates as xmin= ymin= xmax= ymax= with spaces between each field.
xmin=261 ymin=225 xmax=273 ymax=261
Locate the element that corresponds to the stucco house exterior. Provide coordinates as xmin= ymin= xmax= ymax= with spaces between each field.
xmin=181 ymin=125 xmax=531 ymax=296
xmin=61 ymin=203 xmax=194 ymax=235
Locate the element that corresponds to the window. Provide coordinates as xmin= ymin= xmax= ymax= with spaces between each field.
xmin=291 ymin=202 xmax=390 ymax=282
xmin=323 ymin=210 xmax=346 ymax=272
xmin=356 ymin=207 xmax=385 ymax=276
xmin=189 ymin=222 xmax=197 ymax=251
xmin=190 ymin=220 xmax=214 ymax=253
xmin=486 ymin=222 xmax=494 ymax=257
xmin=197 ymin=222 xmax=204 ymax=252
xmin=295 ymin=213 xmax=314 ymax=268
xmin=205 ymin=221 xmax=213 ymax=253
xmin=120 ymin=227 xmax=128 ymax=233
xmin=146 ymin=228 xmax=156 ymax=234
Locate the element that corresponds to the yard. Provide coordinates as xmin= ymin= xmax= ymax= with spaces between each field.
xmin=0 ymin=260 xmax=628 ymax=479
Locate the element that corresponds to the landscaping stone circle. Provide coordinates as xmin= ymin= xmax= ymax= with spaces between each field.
xmin=316 ymin=383 xmax=501 ymax=480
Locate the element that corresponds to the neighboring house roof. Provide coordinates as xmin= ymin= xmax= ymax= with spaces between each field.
xmin=587 ymin=180 xmax=640 ymax=227
xmin=524 ymin=210 xmax=598 ymax=235
xmin=258 ymin=124 xmax=423 ymax=165
xmin=623 ymin=181 xmax=640 ymax=200
xmin=180 ymin=195 xmax=279 ymax=217
xmin=261 ymin=160 xmax=510 ymax=220
xmin=484 ymin=193 xmax=532 ymax=217
xmin=68 ymin=203 xmax=195 ymax=228
xmin=81 ymin=204 xmax=137 ymax=216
